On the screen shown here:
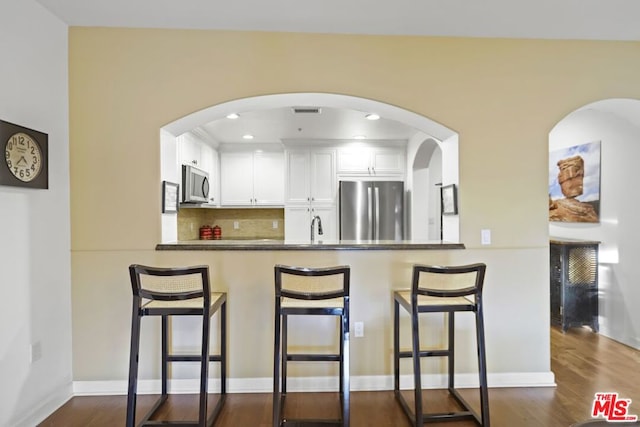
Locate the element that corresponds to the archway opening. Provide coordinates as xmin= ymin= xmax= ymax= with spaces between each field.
xmin=548 ymin=97 xmax=640 ymax=349
xmin=160 ymin=93 xmax=460 ymax=243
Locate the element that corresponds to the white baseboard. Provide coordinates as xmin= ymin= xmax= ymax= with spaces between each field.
xmin=73 ymin=371 xmax=556 ymax=396
xmin=12 ymin=383 xmax=73 ymax=427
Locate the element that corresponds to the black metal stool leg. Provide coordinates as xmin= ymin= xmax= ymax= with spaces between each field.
xmin=476 ymin=305 xmax=490 ymax=426
xmin=411 ymin=304 xmax=423 ymax=427
xmin=448 ymin=312 xmax=455 ymax=391
xmin=162 ymin=315 xmax=169 ymax=397
xmin=342 ymin=304 xmax=350 ymax=427
xmin=282 ymin=314 xmax=288 ymax=396
xmin=393 ymin=301 xmax=400 ymax=395
xmin=273 ymin=304 xmax=282 ymax=427
xmin=199 ymin=307 xmax=211 ymax=425
xmin=126 ymin=302 xmax=141 ymax=427
xmin=221 ymin=300 xmax=227 ymax=395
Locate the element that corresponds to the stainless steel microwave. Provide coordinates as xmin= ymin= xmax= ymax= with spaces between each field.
xmin=182 ymin=164 xmax=210 ymax=203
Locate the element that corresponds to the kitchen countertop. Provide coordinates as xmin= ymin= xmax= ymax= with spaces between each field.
xmin=156 ymin=239 xmax=465 ymax=251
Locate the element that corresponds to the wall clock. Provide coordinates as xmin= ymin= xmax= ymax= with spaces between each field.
xmin=0 ymin=119 xmax=48 ymax=189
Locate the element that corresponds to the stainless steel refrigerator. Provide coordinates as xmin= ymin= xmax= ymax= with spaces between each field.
xmin=339 ymin=181 xmax=404 ymax=241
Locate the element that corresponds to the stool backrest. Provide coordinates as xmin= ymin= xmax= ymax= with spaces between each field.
xmin=129 ymin=264 xmax=211 ymax=303
xmin=412 ymin=263 xmax=486 ymax=298
xmin=275 ymin=265 xmax=350 ymax=300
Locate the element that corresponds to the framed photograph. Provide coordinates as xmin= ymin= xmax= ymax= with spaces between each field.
xmin=162 ymin=181 xmax=179 ymax=213
xmin=441 ymin=184 xmax=458 ymax=215
xmin=548 ymin=141 xmax=601 ymax=223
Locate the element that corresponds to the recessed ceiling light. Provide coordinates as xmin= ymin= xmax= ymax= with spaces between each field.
xmin=365 ymin=113 xmax=380 ymax=121
xmin=353 ymin=135 xmax=366 ymax=140
xmin=242 ymin=134 xmax=254 ymax=140
xmin=226 ymin=113 xmax=239 ymax=119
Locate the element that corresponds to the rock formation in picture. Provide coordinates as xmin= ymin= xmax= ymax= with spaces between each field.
xmin=549 ymin=155 xmax=598 ymax=223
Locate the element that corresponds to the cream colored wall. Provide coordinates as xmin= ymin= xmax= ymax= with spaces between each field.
xmin=69 ymin=28 xmax=640 ymax=387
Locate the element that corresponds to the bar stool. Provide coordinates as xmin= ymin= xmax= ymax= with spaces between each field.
xmin=126 ymin=264 xmax=227 ymax=427
xmin=273 ymin=264 xmax=351 ymax=427
xmin=393 ymin=263 xmax=489 ymax=426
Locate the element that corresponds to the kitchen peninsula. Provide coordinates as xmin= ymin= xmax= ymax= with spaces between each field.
xmin=156 ymin=239 xmax=464 ymax=250
xmin=148 ymin=237 xmax=555 ymax=394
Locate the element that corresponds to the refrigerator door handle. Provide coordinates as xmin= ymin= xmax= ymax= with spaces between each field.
xmin=374 ymin=186 xmax=380 ymax=240
xmin=367 ymin=186 xmax=373 ymax=240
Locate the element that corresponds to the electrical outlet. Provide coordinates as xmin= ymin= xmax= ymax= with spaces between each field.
xmin=481 ymin=229 xmax=491 ymax=245
xmin=354 ymin=322 xmax=364 ymax=338
xmin=272 ymin=220 xmax=278 ymax=229
xmin=233 ymin=221 xmax=240 ymax=230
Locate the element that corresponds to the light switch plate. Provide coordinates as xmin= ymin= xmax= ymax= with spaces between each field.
xmin=481 ymin=229 xmax=491 ymax=245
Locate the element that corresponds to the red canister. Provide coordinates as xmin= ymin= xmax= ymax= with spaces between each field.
xmin=199 ymin=225 xmax=213 ymax=240
xmin=212 ymin=225 xmax=222 ymax=240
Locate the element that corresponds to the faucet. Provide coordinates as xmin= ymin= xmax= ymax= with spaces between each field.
xmin=310 ymin=215 xmax=323 ymax=242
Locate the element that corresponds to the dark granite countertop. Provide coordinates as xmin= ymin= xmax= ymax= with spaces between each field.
xmin=156 ymin=239 xmax=465 ymax=251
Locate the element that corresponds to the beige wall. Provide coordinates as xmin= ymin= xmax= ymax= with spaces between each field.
xmin=69 ymin=28 xmax=640 ymax=387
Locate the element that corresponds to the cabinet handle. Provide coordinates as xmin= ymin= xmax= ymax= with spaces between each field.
xmin=311 ymin=197 xmax=315 ymax=201
xmin=307 ymin=197 xmax=310 ymax=201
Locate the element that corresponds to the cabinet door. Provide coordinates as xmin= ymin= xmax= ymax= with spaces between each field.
xmin=178 ymin=134 xmax=202 ymax=167
xmin=337 ymin=148 xmax=371 ymax=174
xmin=254 ymin=151 xmax=284 ymax=205
xmin=285 ymin=205 xmax=311 ymax=241
xmin=285 ymin=150 xmax=311 ymax=204
xmin=310 ymin=205 xmax=337 ymax=242
xmin=220 ymin=152 xmax=254 ymax=205
xmin=371 ymin=148 xmax=405 ymax=175
xmin=310 ymin=149 xmax=336 ymax=204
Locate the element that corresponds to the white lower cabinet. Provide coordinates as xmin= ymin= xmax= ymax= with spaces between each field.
xmin=285 ymin=205 xmax=337 ymax=242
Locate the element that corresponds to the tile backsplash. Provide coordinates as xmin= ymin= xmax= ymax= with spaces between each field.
xmin=178 ymin=208 xmax=284 ymax=240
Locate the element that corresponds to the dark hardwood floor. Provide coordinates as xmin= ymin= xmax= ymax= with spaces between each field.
xmin=39 ymin=327 xmax=640 ymax=427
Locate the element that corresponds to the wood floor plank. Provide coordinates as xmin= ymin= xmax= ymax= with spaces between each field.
xmin=38 ymin=327 xmax=640 ymax=427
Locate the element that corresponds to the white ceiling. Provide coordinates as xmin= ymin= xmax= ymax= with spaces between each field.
xmin=37 ymin=0 xmax=640 ymax=143
xmin=36 ymin=0 xmax=640 ymax=41
xmin=200 ymin=106 xmax=421 ymax=144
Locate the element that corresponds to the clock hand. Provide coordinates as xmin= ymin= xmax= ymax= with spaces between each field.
xmin=17 ymin=156 xmax=28 ymax=166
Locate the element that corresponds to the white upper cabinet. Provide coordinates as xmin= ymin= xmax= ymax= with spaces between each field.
xmin=220 ymin=150 xmax=284 ymax=206
xmin=220 ymin=152 xmax=254 ymax=205
xmin=285 ymin=148 xmax=336 ymax=205
xmin=178 ymin=133 xmax=205 ymax=168
xmin=254 ymin=151 xmax=285 ymax=205
xmin=337 ymin=146 xmax=405 ymax=176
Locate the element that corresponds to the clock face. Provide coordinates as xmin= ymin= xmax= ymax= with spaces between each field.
xmin=0 ymin=120 xmax=48 ymax=189
xmin=5 ymin=132 xmax=43 ymax=182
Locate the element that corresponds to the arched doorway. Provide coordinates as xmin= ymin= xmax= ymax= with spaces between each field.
xmin=411 ymin=138 xmax=442 ymax=240
xmin=549 ymin=98 xmax=640 ymax=349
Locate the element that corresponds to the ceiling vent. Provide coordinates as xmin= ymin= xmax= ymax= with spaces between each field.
xmin=292 ymin=107 xmax=322 ymax=114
